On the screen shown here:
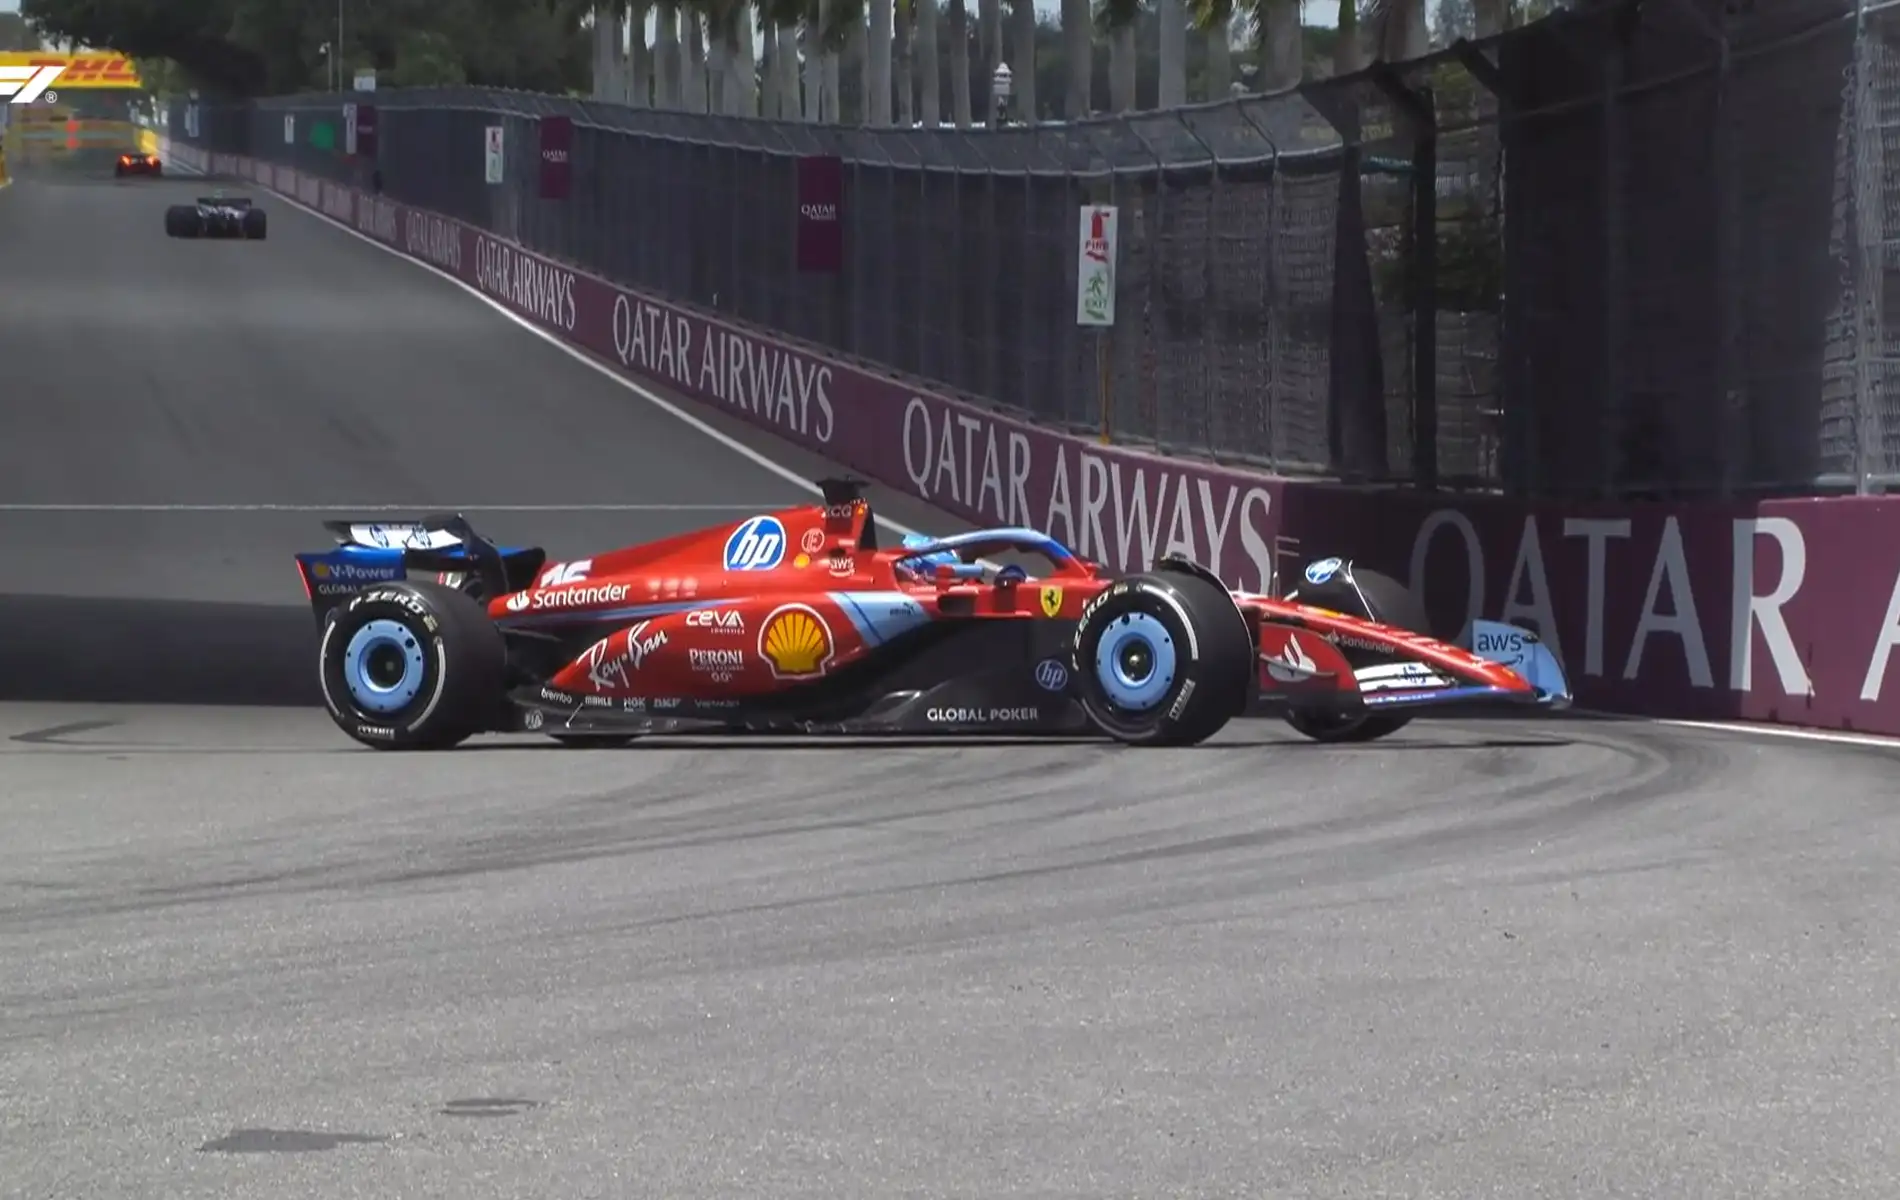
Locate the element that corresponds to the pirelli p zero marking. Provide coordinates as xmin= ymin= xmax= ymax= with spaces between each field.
xmin=316 ymin=581 xmax=505 ymax=751
xmin=1069 ymin=570 xmax=1251 ymax=747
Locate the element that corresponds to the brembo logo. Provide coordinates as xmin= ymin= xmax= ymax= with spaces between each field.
xmin=0 ymin=65 xmax=62 ymax=104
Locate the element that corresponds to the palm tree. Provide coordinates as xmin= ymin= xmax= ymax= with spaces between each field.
xmin=1363 ymin=0 xmax=1428 ymax=62
xmin=1333 ymin=0 xmax=1359 ymax=75
xmin=917 ymin=0 xmax=942 ymax=123
xmin=804 ymin=0 xmax=825 ymax=117
xmin=894 ymin=0 xmax=917 ymax=124
xmin=653 ymin=0 xmax=681 ymax=105
xmin=1096 ymin=0 xmax=1139 ymax=113
xmin=1188 ymin=0 xmax=1231 ymax=99
xmin=869 ymin=0 xmax=895 ymax=122
xmin=1156 ymin=0 xmax=1186 ymax=107
xmin=948 ymin=0 xmax=973 ymax=123
xmin=1061 ymin=0 xmax=1090 ymax=117
xmin=683 ymin=11 xmax=708 ymax=112
xmin=758 ymin=0 xmax=806 ymax=116
xmin=1007 ymin=0 xmax=1037 ymax=120
xmin=979 ymin=0 xmax=1002 ymax=121
xmin=1192 ymin=0 xmax=1299 ymax=95
xmin=1258 ymin=0 xmax=1300 ymax=89
xmin=702 ymin=0 xmax=757 ymax=114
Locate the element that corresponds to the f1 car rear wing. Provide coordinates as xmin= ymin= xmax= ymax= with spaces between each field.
xmin=319 ymin=514 xmax=515 ymax=596
xmin=294 ymin=514 xmax=549 ymax=628
xmin=197 ymin=195 xmax=252 ymax=208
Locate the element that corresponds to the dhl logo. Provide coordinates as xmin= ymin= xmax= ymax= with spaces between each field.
xmin=0 ymin=52 xmax=142 ymax=90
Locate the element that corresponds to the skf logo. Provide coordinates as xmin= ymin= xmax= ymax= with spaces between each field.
xmin=0 ymin=65 xmax=63 ymax=104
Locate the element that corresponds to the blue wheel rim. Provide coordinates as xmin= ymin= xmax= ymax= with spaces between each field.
xmin=341 ymin=618 xmax=427 ymax=714
xmin=1092 ymin=612 xmax=1178 ymax=712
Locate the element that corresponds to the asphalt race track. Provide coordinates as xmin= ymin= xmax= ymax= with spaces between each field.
xmin=5 ymin=173 xmax=1900 ymax=1198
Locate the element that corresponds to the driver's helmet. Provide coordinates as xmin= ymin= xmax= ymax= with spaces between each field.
xmin=896 ymin=531 xmax=959 ymax=578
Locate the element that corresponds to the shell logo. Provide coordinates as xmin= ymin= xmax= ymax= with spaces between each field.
xmin=311 ymin=562 xmax=331 ymax=579
xmin=759 ymin=603 xmax=834 ymax=680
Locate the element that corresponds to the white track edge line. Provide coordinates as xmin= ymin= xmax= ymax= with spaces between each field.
xmin=1573 ymin=708 xmax=1900 ymax=751
xmin=264 ymin=188 xmax=938 ymax=544
xmin=266 ymin=173 xmax=1900 ymax=755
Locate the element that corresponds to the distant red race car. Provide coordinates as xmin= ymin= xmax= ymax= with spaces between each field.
xmin=114 ymin=152 xmax=161 ymax=177
xmin=294 ymin=478 xmax=1569 ymax=751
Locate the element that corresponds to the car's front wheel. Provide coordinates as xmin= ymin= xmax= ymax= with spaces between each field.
xmin=1282 ymin=565 xmax=1429 ymax=745
xmin=317 ymin=581 xmax=506 ymax=750
xmin=1068 ymin=570 xmax=1254 ymax=746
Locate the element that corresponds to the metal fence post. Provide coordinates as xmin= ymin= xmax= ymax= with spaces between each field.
xmin=1659 ymin=0 xmax=1740 ymax=497
xmin=1168 ymin=107 xmax=1223 ymax=460
xmin=1852 ymin=0 xmax=1885 ymax=493
xmin=1370 ymin=63 xmax=1439 ymax=490
xmin=1601 ymin=5 xmax=1633 ymax=500
xmin=1233 ymin=98 xmax=1286 ymax=474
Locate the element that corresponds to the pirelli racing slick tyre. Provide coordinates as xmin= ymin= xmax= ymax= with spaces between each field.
xmin=1282 ymin=562 xmax=1429 ymax=744
xmin=318 ymin=580 xmax=506 ymax=750
xmin=1069 ymin=570 xmax=1254 ymax=747
xmin=164 ymin=205 xmax=202 ymax=238
xmin=242 ymin=209 xmax=267 ymax=239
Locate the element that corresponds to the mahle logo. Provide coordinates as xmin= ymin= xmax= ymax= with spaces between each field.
xmin=0 ymin=64 xmax=63 ymax=105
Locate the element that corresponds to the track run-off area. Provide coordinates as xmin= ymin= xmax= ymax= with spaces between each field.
xmin=4 ymin=171 xmax=1900 ymax=1198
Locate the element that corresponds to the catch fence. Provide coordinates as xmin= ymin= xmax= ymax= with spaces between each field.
xmin=168 ymin=0 xmax=1900 ymax=498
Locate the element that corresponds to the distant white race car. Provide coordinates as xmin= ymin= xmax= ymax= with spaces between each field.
xmin=165 ymin=192 xmax=267 ymax=240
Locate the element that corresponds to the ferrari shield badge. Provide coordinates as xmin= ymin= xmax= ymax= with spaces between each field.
xmin=1039 ymin=586 xmax=1063 ymax=618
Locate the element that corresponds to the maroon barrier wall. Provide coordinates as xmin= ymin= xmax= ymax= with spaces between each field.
xmin=171 ymin=143 xmax=1900 ymax=737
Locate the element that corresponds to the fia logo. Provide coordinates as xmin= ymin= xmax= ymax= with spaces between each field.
xmin=1033 ymin=658 xmax=1069 ymax=692
xmin=723 ymin=516 xmax=786 ymax=571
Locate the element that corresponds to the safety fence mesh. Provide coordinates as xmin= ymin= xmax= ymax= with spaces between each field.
xmin=167 ymin=0 xmax=1900 ymax=498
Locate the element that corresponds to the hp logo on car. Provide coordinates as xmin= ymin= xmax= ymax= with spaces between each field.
xmin=1034 ymin=658 xmax=1069 ymax=692
xmin=723 ymin=516 xmax=787 ymax=571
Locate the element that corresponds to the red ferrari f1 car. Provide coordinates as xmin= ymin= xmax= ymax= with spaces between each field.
xmin=293 ymin=478 xmax=1570 ymax=750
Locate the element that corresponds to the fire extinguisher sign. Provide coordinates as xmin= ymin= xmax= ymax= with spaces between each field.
xmin=1076 ymin=205 xmax=1118 ymax=328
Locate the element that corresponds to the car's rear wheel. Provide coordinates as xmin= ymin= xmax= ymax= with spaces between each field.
xmin=242 ymin=209 xmax=267 ymax=239
xmin=163 ymin=205 xmax=201 ymax=238
xmin=1068 ymin=571 xmax=1254 ymax=746
xmin=1282 ymin=564 xmax=1428 ymax=744
xmin=317 ymin=581 xmax=506 ymax=750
